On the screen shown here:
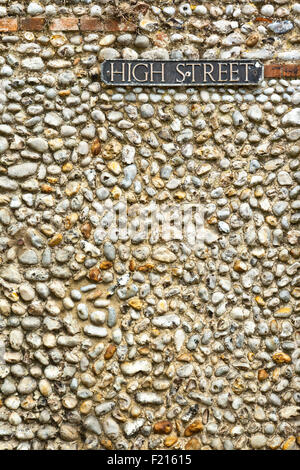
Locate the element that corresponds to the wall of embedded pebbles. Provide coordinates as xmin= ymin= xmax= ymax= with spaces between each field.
xmin=0 ymin=0 xmax=299 ymax=451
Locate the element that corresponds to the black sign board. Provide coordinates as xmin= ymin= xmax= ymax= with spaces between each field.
xmin=101 ymin=60 xmax=263 ymax=87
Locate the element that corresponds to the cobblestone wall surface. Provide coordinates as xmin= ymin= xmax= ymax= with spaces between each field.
xmin=0 ymin=0 xmax=299 ymax=451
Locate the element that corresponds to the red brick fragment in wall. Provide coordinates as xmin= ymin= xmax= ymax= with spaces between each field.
xmin=264 ymin=64 xmax=300 ymax=78
xmin=104 ymin=19 xmax=137 ymax=32
xmin=80 ymin=17 xmax=137 ymax=32
xmin=50 ymin=17 xmax=79 ymax=31
xmin=281 ymin=64 xmax=300 ymax=78
xmin=264 ymin=64 xmax=281 ymax=78
xmin=20 ymin=17 xmax=45 ymax=31
xmin=80 ymin=17 xmax=102 ymax=31
xmin=0 ymin=18 xmax=18 ymax=32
